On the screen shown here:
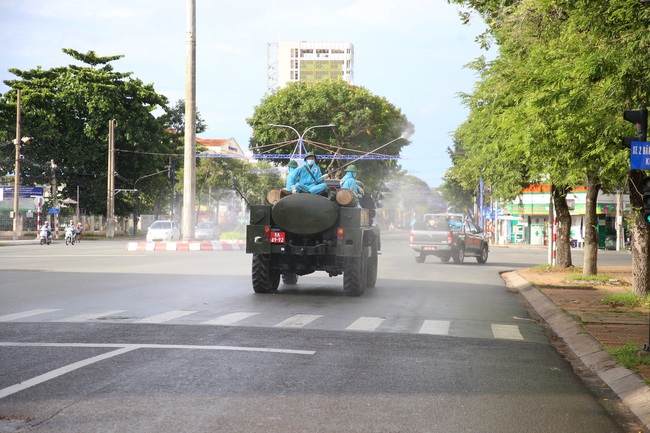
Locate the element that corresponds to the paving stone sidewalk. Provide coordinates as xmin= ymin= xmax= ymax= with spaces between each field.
xmin=505 ymin=266 xmax=650 ymax=431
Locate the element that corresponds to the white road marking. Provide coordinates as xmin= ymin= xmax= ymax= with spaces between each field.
xmin=419 ymin=320 xmax=451 ymax=335
xmin=54 ymin=310 xmax=127 ymax=322
xmin=491 ymin=324 xmax=524 ymax=340
xmin=0 ymin=309 xmax=61 ymax=322
xmin=0 ymin=345 xmax=138 ymax=399
xmin=273 ymin=314 xmax=322 ymax=328
xmin=134 ymin=310 xmax=198 ymax=324
xmin=346 ymin=317 xmax=385 ymax=331
xmin=202 ymin=312 xmax=259 ymax=325
xmin=0 ymin=341 xmax=315 ymax=400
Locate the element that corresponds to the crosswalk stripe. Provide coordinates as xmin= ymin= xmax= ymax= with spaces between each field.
xmin=273 ymin=314 xmax=322 ymax=328
xmin=419 ymin=320 xmax=451 ymax=335
xmin=491 ymin=324 xmax=524 ymax=340
xmin=134 ymin=310 xmax=198 ymax=324
xmin=346 ymin=317 xmax=385 ymax=331
xmin=202 ymin=312 xmax=259 ymax=325
xmin=0 ymin=309 xmax=61 ymax=322
xmin=54 ymin=310 xmax=127 ymax=322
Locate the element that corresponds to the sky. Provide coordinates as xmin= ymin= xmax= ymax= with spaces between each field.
xmin=0 ymin=0 xmax=491 ymax=188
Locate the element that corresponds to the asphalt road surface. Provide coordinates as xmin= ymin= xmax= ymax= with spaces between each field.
xmin=0 ymin=232 xmax=637 ymax=432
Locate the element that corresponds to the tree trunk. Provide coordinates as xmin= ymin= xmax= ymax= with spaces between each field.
xmin=583 ymin=173 xmax=600 ymax=276
xmin=552 ymin=184 xmax=573 ymax=269
xmin=629 ymin=170 xmax=650 ymax=297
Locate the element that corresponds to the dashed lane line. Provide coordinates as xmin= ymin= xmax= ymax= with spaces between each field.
xmin=202 ymin=312 xmax=260 ymax=325
xmin=133 ymin=310 xmax=198 ymax=324
xmin=346 ymin=316 xmax=385 ymax=331
xmin=419 ymin=320 xmax=451 ymax=335
xmin=273 ymin=314 xmax=323 ymax=328
xmin=54 ymin=310 xmax=128 ymax=322
xmin=0 ymin=309 xmax=61 ymax=322
xmin=492 ymin=324 xmax=524 ymax=340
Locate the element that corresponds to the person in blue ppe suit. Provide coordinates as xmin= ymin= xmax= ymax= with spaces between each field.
xmin=282 ymin=160 xmax=300 ymax=196
xmin=339 ymin=164 xmax=362 ymax=207
xmin=293 ymin=152 xmax=328 ymax=195
xmin=339 ymin=164 xmax=359 ymax=194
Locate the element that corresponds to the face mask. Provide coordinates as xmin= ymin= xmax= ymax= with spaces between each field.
xmin=306 ymin=159 xmax=315 ymax=166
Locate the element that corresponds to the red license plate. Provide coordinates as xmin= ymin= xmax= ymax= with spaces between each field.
xmin=270 ymin=231 xmax=286 ymax=244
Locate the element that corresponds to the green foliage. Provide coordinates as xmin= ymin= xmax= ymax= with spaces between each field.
xmin=601 ymin=291 xmax=650 ymax=309
xmin=220 ymin=231 xmax=245 ymax=241
xmin=247 ymin=80 xmax=414 ymax=194
xmin=0 ymin=48 xmax=172 ymax=216
xmin=607 ymin=343 xmax=650 ymax=371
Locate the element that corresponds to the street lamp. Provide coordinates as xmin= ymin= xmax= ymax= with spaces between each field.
xmin=133 ymin=170 xmax=167 ymax=235
xmin=268 ymin=123 xmax=335 ymax=158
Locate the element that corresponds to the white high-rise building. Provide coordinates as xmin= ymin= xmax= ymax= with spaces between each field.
xmin=267 ymin=41 xmax=354 ymax=91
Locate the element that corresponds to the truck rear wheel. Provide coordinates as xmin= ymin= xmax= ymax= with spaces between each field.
xmin=282 ymin=272 xmax=298 ymax=285
xmin=415 ymin=253 xmax=426 ymax=263
xmin=344 ymin=254 xmax=367 ymax=296
xmin=366 ymin=241 xmax=378 ymax=288
xmin=252 ymin=253 xmax=280 ymax=293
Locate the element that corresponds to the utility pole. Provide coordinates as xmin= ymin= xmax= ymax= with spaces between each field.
xmin=12 ymin=89 xmax=21 ymax=240
xmin=50 ymin=160 xmax=59 ymax=239
xmin=182 ymin=0 xmax=197 ymax=240
xmin=107 ymin=119 xmax=115 ymax=237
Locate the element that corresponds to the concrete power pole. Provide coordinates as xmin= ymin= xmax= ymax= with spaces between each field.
xmin=12 ymin=89 xmax=21 ymax=240
xmin=182 ymin=0 xmax=197 ymax=240
xmin=107 ymin=119 xmax=115 ymax=238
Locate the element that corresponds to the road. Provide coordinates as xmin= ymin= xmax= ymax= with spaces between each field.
xmin=0 ymin=232 xmax=637 ymax=432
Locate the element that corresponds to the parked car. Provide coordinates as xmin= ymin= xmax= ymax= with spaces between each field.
xmin=146 ymin=220 xmax=181 ymax=242
xmin=195 ymin=221 xmax=219 ymax=240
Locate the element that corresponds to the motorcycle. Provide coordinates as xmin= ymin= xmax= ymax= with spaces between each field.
xmin=65 ymin=226 xmax=76 ymax=246
xmin=39 ymin=227 xmax=52 ymax=245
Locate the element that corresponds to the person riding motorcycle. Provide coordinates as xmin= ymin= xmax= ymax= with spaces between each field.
xmin=41 ymin=221 xmax=52 ymax=242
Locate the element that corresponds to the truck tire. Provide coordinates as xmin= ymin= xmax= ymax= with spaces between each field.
xmin=366 ymin=241 xmax=378 ymax=288
xmin=343 ymin=254 xmax=367 ymax=296
xmin=282 ymin=272 xmax=298 ymax=285
xmin=476 ymin=245 xmax=488 ymax=264
xmin=252 ymin=253 xmax=280 ymax=293
xmin=452 ymin=246 xmax=465 ymax=264
xmin=415 ymin=253 xmax=426 ymax=263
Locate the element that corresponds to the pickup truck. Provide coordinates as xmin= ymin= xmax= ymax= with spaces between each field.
xmin=409 ymin=213 xmax=489 ymax=264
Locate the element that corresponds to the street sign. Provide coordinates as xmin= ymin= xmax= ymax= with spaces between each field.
xmin=48 ymin=208 xmax=60 ymax=215
xmin=631 ymin=141 xmax=650 ymax=169
xmin=1 ymin=186 xmax=45 ymax=197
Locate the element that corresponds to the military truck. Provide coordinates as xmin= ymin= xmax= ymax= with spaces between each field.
xmin=246 ymin=180 xmax=380 ymax=296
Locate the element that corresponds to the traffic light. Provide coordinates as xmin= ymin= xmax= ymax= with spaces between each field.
xmin=623 ymin=107 xmax=648 ymax=149
xmin=643 ymin=176 xmax=650 ymax=228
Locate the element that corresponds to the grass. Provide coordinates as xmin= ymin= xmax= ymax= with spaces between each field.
xmin=601 ymin=291 xmax=650 ymax=309
xmin=566 ymin=273 xmax=613 ymax=282
xmin=607 ymin=343 xmax=650 ymax=370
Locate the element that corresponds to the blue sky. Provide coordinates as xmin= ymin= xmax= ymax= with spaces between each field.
xmin=0 ymin=0 xmax=489 ymax=187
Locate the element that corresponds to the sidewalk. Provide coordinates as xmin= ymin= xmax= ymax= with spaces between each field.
xmin=504 ymin=267 xmax=650 ymax=430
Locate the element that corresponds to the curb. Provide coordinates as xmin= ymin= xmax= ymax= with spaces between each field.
xmin=503 ymin=271 xmax=650 ymax=429
xmin=126 ymin=241 xmax=244 ymax=252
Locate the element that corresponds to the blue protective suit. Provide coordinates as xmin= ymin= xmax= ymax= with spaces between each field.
xmin=294 ymin=163 xmax=328 ymax=194
xmin=339 ymin=171 xmax=359 ymax=194
xmin=285 ymin=167 xmax=300 ymax=190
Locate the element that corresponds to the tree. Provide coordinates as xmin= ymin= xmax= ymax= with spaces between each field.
xmin=445 ymin=0 xmax=634 ymax=273
xmin=246 ymin=80 xmax=414 ymax=194
xmin=0 ymin=49 xmax=171 ymax=217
